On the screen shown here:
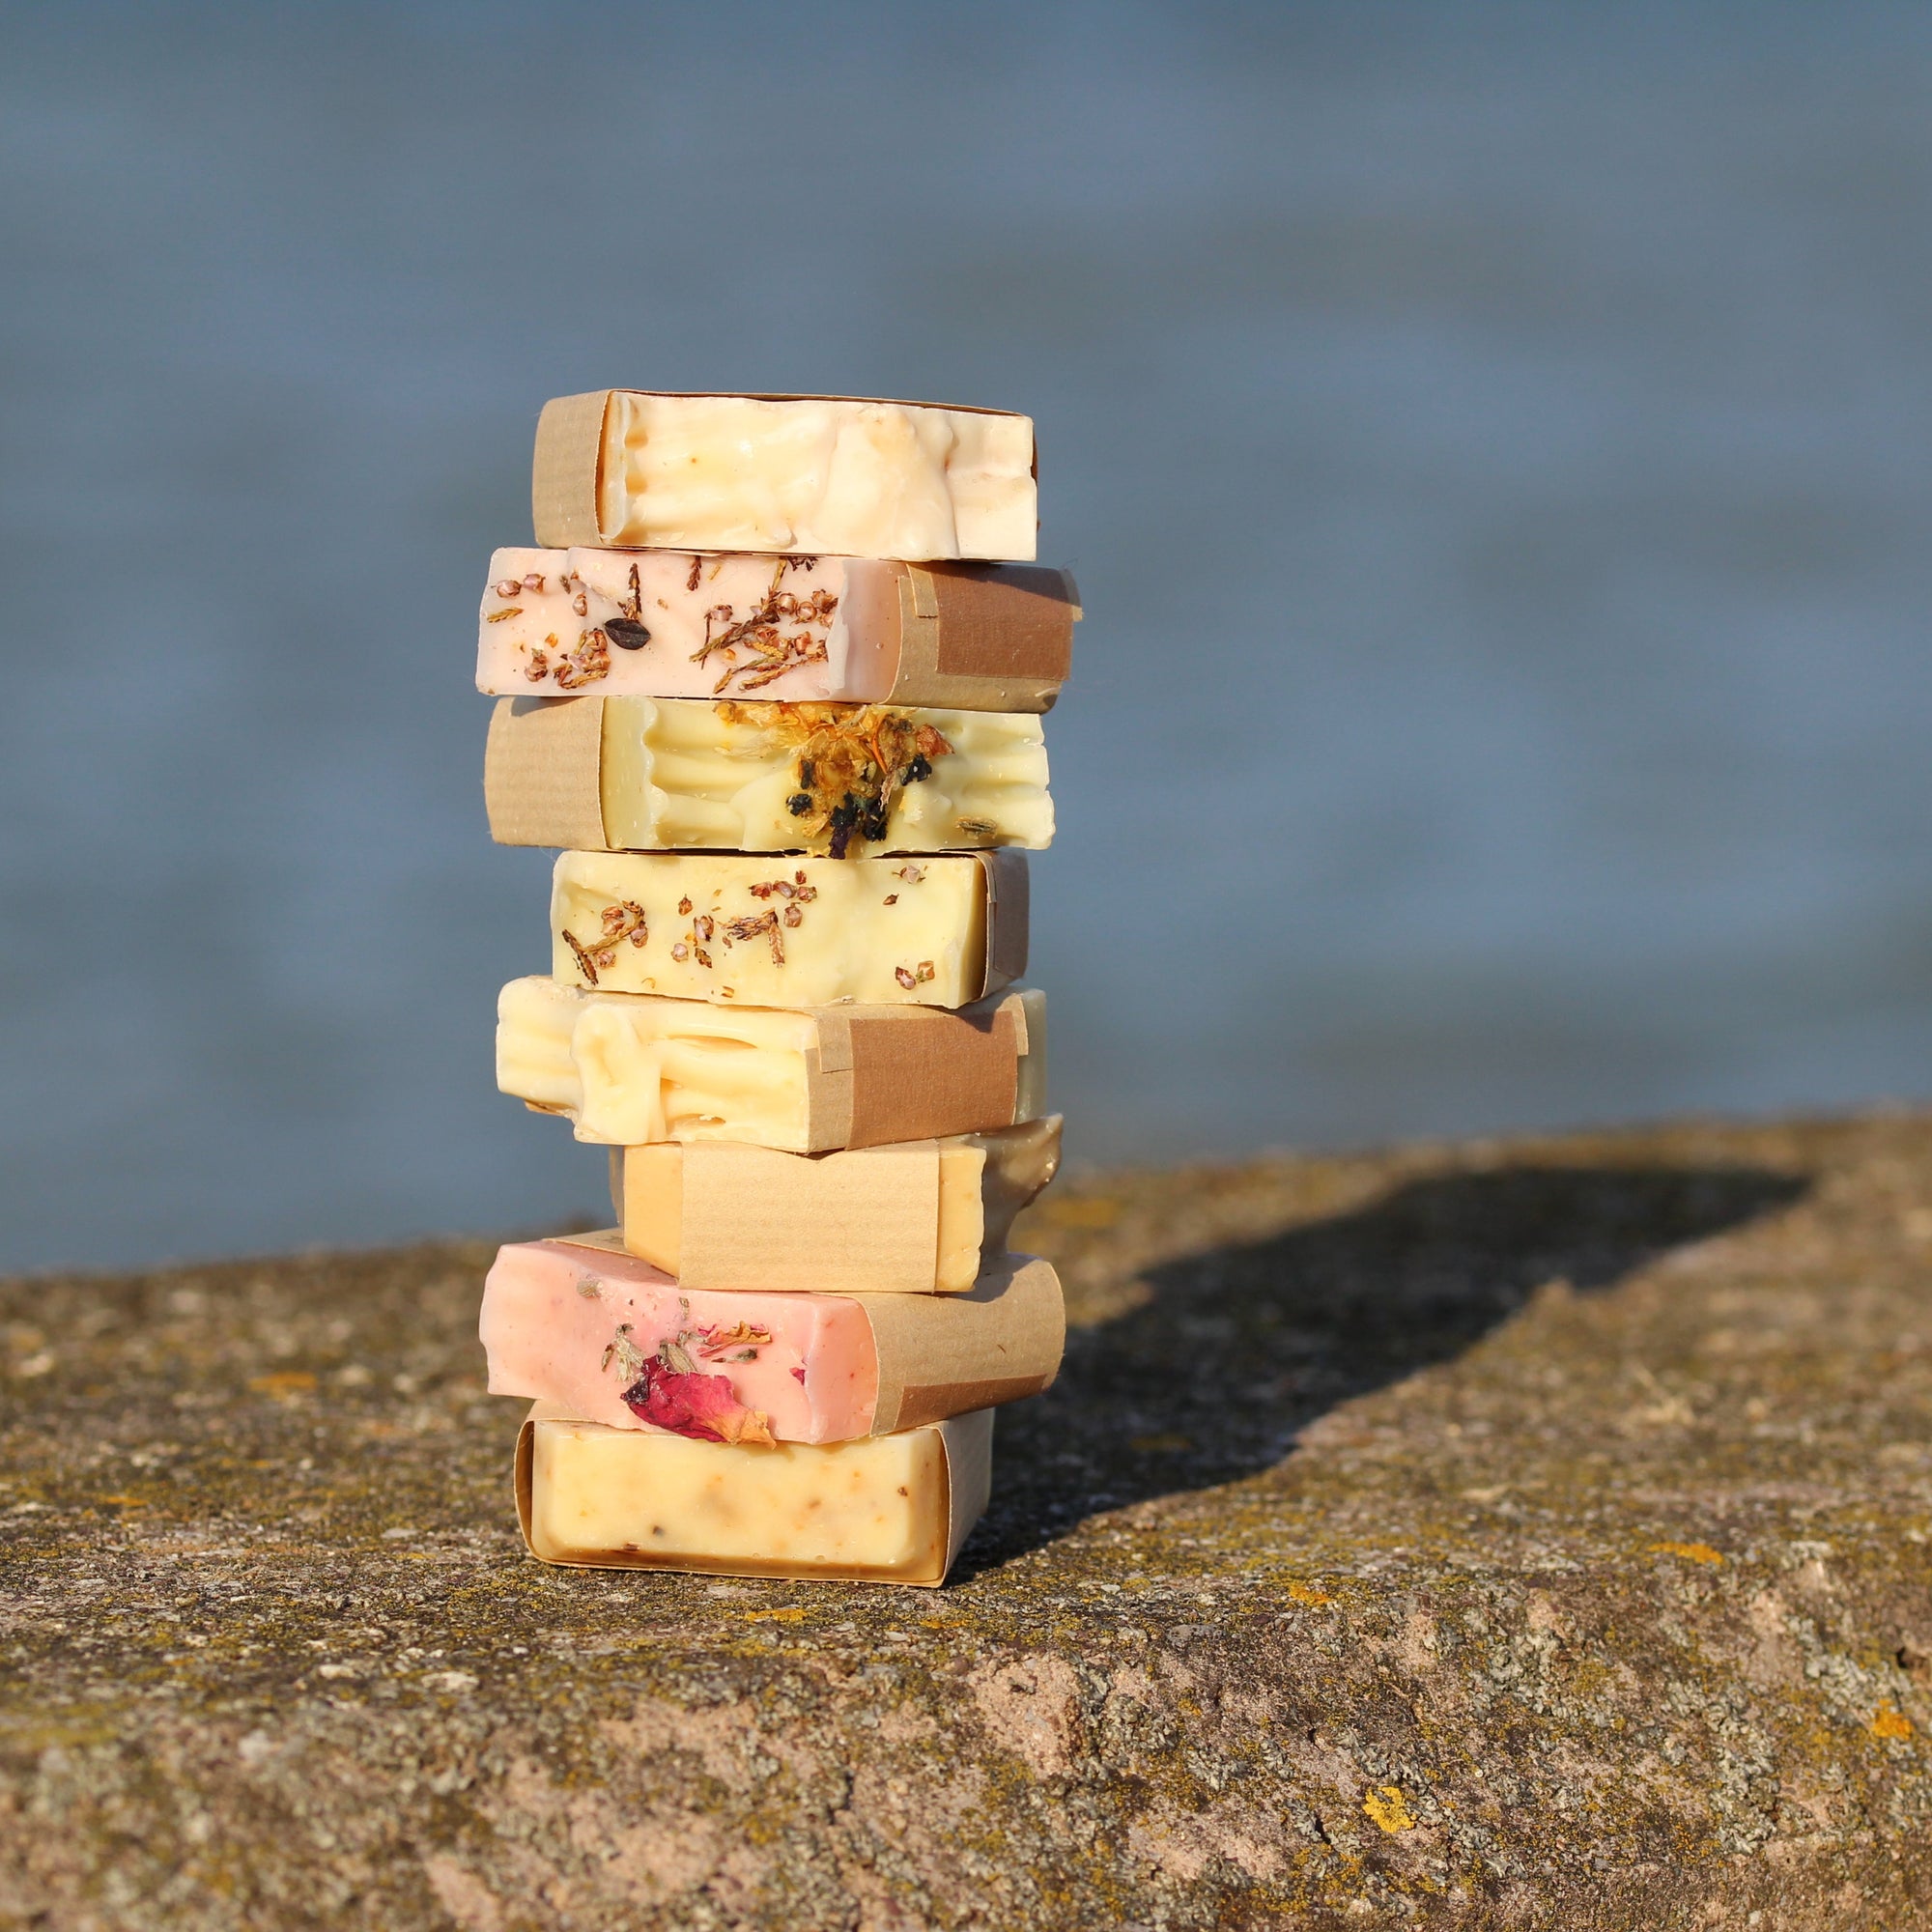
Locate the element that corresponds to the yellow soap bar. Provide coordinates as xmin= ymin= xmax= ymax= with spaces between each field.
xmin=613 ymin=1119 xmax=1063 ymax=1293
xmin=483 ymin=695 xmax=1052 ymax=858
xmin=550 ymin=849 xmax=1026 ymax=1009
xmin=517 ymin=1408 xmax=992 ymax=1586
xmin=497 ymin=980 xmax=1046 ymax=1151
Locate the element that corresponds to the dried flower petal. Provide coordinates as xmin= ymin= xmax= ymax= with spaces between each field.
xmin=621 ymin=1362 xmax=774 ymax=1446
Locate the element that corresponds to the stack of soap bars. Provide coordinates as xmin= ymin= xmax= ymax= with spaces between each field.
xmin=474 ymin=391 xmax=1080 ymax=1586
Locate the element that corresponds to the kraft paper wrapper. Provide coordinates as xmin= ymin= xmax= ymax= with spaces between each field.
xmin=853 ymin=1254 xmax=1064 ymax=1434
xmin=513 ymin=1404 xmax=994 ymax=1588
xmin=888 ymin=564 xmax=1080 ymax=713
xmin=611 ymin=1120 xmax=1061 ymax=1291
xmin=648 ymin=1139 xmax=946 ymax=1293
xmin=809 ymin=987 xmax=1030 ymax=1149
xmin=485 ymin=697 xmax=608 ymax=850
xmin=532 ymin=390 xmax=1037 ymax=551
xmin=977 ymin=849 xmax=1028 ymax=999
xmin=546 ymin=1236 xmax=1062 ymax=1432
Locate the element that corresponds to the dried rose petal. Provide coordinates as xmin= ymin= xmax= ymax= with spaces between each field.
xmin=621 ymin=1362 xmax=774 ymax=1446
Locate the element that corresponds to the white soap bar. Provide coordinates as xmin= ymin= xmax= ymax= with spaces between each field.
xmin=549 ymin=850 xmax=1025 ymax=1009
xmin=518 ymin=1407 xmax=993 ymax=1586
xmin=483 ymin=696 xmax=1051 ymax=857
xmin=532 ymin=392 xmax=1037 ymax=560
xmin=477 ymin=550 xmax=1077 ymax=712
xmin=612 ymin=1118 xmax=1065 ymax=1293
xmin=497 ymin=980 xmax=1046 ymax=1151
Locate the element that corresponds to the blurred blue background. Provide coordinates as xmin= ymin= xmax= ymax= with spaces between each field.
xmin=5 ymin=2 xmax=1932 ymax=1271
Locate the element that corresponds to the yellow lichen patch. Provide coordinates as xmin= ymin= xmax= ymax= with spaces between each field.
xmin=247 ymin=1372 xmax=318 ymax=1398
xmin=1131 ymin=1434 xmax=1193 ymax=1454
xmin=1038 ymin=1195 xmax=1122 ymax=1230
xmin=94 ymin=1494 xmax=147 ymax=1509
xmin=1282 ymin=1581 xmax=1333 ymax=1606
xmin=1363 ymin=1785 xmax=1416 ymax=1833
xmin=1649 ymin=1541 xmax=1724 ymax=1566
xmin=1871 ymin=1704 xmax=1915 ymax=1740
xmin=742 ymin=1606 xmax=806 ymax=1624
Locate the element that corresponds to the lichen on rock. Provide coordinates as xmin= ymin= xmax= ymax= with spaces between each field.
xmin=4 ymin=1115 xmax=1932 ymax=1927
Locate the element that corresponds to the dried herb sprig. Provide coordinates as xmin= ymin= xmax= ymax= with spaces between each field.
xmin=561 ymin=900 xmax=649 ymax=985
xmin=692 ymin=562 xmax=838 ymax=696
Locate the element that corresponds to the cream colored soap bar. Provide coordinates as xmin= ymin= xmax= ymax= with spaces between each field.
xmin=550 ymin=849 xmax=1025 ymax=1008
xmin=613 ymin=1118 xmax=1064 ymax=1293
xmin=484 ymin=696 xmax=1051 ymax=858
xmin=497 ymin=980 xmax=1046 ymax=1151
xmin=477 ymin=550 xmax=1077 ymax=712
xmin=532 ymin=391 xmax=1037 ymax=561
xmin=516 ymin=1406 xmax=993 ymax=1586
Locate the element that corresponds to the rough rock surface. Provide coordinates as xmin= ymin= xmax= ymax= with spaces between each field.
xmin=5 ymin=1115 xmax=1932 ymax=1929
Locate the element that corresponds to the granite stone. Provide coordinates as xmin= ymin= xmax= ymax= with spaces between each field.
xmin=5 ymin=1116 xmax=1932 ymax=1928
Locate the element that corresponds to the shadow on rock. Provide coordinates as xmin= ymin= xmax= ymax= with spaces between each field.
xmin=963 ymin=1160 xmax=1808 ymax=1574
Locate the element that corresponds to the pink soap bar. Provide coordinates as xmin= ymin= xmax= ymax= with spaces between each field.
xmin=480 ymin=1238 xmax=876 ymax=1445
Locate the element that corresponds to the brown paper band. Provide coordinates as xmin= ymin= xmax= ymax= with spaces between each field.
xmin=676 ymin=1141 xmax=942 ymax=1293
xmin=531 ymin=391 xmax=613 ymax=547
xmin=978 ymin=850 xmax=1030 ymax=994
xmin=483 ymin=696 xmax=609 ymax=850
xmin=888 ymin=565 xmax=1077 ymax=712
xmin=822 ymin=998 xmax=1024 ymax=1150
xmin=857 ymin=1255 xmax=1065 ymax=1435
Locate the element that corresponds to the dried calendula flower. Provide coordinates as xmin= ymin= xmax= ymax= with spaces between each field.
xmin=721 ymin=702 xmax=952 ymax=858
xmin=696 ymin=1321 xmax=774 ymax=1359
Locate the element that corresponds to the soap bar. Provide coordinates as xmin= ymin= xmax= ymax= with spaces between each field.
xmin=484 ymin=696 xmax=1052 ymax=858
xmin=532 ymin=391 xmax=1037 ymax=561
xmin=481 ymin=1240 xmax=1065 ymax=1441
xmin=611 ymin=1118 xmax=1063 ymax=1293
xmin=477 ymin=550 xmax=1076 ymax=712
xmin=515 ymin=1406 xmax=993 ymax=1586
xmin=497 ymin=980 xmax=1045 ymax=1151
xmin=550 ymin=849 xmax=1025 ymax=1009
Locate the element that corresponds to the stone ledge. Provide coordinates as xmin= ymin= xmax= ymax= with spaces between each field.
xmin=4 ymin=1115 xmax=1931 ymax=1929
